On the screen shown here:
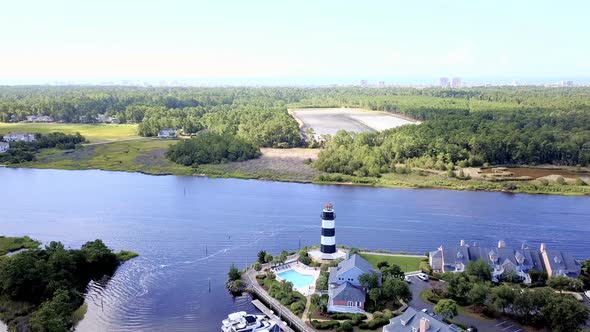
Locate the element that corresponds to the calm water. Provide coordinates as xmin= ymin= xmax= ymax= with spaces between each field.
xmin=1 ymin=168 xmax=589 ymax=331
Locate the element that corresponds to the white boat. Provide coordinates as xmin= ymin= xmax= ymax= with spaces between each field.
xmin=221 ymin=311 xmax=279 ymax=332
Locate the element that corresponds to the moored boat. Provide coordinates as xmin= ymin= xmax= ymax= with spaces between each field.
xmin=221 ymin=311 xmax=279 ymax=332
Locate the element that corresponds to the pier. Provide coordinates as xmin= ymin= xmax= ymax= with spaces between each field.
xmin=244 ymin=268 xmax=315 ymax=332
xmin=251 ymin=300 xmax=296 ymax=332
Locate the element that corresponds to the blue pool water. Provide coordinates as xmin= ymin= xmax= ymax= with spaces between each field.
xmin=277 ymin=269 xmax=315 ymax=288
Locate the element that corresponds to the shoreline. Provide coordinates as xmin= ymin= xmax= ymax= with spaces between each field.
xmin=4 ymin=164 xmax=590 ymax=197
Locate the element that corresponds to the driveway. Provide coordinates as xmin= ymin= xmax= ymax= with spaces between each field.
xmin=406 ymin=276 xmax=527 ymax=332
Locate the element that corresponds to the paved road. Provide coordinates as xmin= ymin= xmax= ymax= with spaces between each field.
xmin=407 ymin=276 xmax=527 ymax=332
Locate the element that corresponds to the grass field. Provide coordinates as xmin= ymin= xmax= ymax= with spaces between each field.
xmin=18 ymin=138 xmax=194 ymax=176
xmin=0 ymin=236 xmax=40 ymax=256
xmin=0 ymin=123 xmax=138 ymax=142
xmin=359 ymin=253 xmax=424 ymax=272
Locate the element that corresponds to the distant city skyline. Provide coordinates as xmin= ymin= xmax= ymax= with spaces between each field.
xmin=1 ymin=0 xmax=589 ymax=85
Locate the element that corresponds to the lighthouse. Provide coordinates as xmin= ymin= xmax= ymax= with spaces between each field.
xmin=310 ymin=203 xmax=346 ymax=262
xmin=321 ymin=203 xmax=336 ymax=254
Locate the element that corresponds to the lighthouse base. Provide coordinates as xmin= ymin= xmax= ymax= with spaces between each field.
xmin=308 ymin=249 xmax=347 ymax=263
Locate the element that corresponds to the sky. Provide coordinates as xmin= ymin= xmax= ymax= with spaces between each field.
xmin=1 ymin=0 xmax=589 ymax=85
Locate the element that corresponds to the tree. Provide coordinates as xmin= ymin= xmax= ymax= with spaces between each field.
xmin=257 ymin=250 xmax=267 ymax=264
xmin=580 ymin=259 xmax=590 ymax=289
xmin=444 ymin=272 xmax=472 ymax=302
xmin=377 ymin=261 xmax=390 ymax=269
xmin=228 ymin=264 xmax=241 ymax=282
xmin=381 ymin=264 xmax=404 ymax=281
xmin=264 ymin=253 xmax=273 ymax=264
xmin=358 ymin=272 xmax=380 ymax=289
xmin=512 ymin=288 xmax=551 ymax=325
xmin=29 ymin=289 xmax=73 ymax=332
xmin=465 ymin=259 xmax=492 ymax=281
xmin=528 ymin=269 xmax=548 ymax=284
xmin=490 ymin=284 xmax=516 ymax=313
xmin=381 ymin=279 xmax=412 ymax=303
xmin=348 ymin=248 xmax=361 ymax=255
xmin=298 ymin=250 xmax=312 ymax=265
xmin=434 ymin=299 xmax=458 ymax=320
xmin=467 ymin=282 xmax=490 ymax=306
xmin=548 ymin=276 xmax=582 ymax=293
xmin=368 ymin=288 xmax=381 ymax=307
xmin=541 ymin=295 xmax=589 ymax=332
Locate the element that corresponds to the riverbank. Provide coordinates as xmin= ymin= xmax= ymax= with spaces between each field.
xmin=3 ymin=137 xmax=588 ymax=196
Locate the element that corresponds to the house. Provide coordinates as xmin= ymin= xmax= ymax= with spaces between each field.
xmin=429 ymin=240 xmax=580 ymax=283
xmin=540 ymin=243 xmax=581 ymax=278
xmin=3 ymin=132 xmax=37 ymax=142
xmin=25 ymin=115 xmax=54 ymax=123
xmin=157 ymin=128 xmax=177 ymax=139
xmin=96 ymin=114 xmax=120 ymax=124
xmin=0 ymin=142 xmax=9 ymax=153
xmin=382 ymin=307 xmax=458 ymax=332
xmin=327 ymin=254 xmax=381 ymax=312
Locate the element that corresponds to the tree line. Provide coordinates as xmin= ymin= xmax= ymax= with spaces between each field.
xmin=0 ymin=132 xmax=86 ymax=164
xmin=166 ymin=132 xmax=260 ymax=166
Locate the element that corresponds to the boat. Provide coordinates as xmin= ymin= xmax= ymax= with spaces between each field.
xmin=221 ymin=311 xmax=279 ymax=332
xmin=585 ymin=290 xmax=590 ymax=300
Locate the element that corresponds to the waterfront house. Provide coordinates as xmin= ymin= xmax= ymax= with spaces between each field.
xmin=382 ymin=307 xmax=457 ymax=332
xmin=429 ymin=240 xmax=580 ymax=283
xmin=3 ymin=132 xmax=37 ymax=142
xmin=0 ymin=142 xmax=9 ymax=153
xmin=327 ymin=254 xmax=381 ymax=312
xmin=158 ymin=128 xmax=177 ymax=139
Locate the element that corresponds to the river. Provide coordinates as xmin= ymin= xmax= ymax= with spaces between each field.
xmin=0 ymin=168 xmax=589 ymax=331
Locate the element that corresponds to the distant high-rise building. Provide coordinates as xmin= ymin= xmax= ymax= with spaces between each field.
xmin=439 ymin=77 xmax=450 ymax=88
xmin=451 ymin=77 xmax=462 ymax=88
xmin=360 ymin=80 xmax=368 ymax=87
xmin=378 ymin=81 xmax=385 ymax=87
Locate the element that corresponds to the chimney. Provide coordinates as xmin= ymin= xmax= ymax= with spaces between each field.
xmin=420 ymin=317 xmax=430 ymax=332
xmin=540 ymin=243 xmax=546 ymax=252
xmin=498 ymin=240 xmax=505 ymax=248
xmin=460 ymin=239 xmax=465 ymax=247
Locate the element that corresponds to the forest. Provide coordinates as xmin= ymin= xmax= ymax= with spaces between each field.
xmin=166 ymin=132 xmax=260 ymax=166
xmin=1 ymin=86 xmax=589 ymax=169
xmin=0 ymin=238 xmax=136 ymax=332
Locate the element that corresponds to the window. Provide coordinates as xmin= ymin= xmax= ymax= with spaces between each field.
xmin=347 ymin=301 xmax=353 ymax=307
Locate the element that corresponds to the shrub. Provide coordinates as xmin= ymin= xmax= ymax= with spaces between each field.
xmin=575 ymin=178 xmax=587 ymax=186
xmin=358 ymin=317 xmax=390 ymax=329
xmin=337 ymin=321 xmax=353 ymax=332
xmin=312 ymin=320 xmax=340 ymax=330
xmin=555 ymin=176 xmax=566 ymax=185
xmin=290 ymin=301 xmax=305 ymax=315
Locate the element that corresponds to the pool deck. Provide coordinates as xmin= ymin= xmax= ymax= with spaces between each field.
xmin=273 ymin=261 xmax=320 ymax=296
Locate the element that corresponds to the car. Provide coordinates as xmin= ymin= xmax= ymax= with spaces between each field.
xmin=416 ymin=273 xmax=429 ymax=281
xmin=585 ymin=290 xmax=590 ymax=300
xmin=404 ymin=276 xmax=412 ymax=283
xmin=466 ymin=327 xmax=478 ymax=332
xmin=421 ymin=308 xmax=428 ymax=313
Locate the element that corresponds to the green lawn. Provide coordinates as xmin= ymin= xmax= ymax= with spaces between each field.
xmin=0 ymin=123 xmax=139 ymax=142
xmin=359 ymin=253 xmax=424 ymax=272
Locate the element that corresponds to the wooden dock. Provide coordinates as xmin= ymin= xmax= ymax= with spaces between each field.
xmin=252 ymin=299 xmax=295 ymax=332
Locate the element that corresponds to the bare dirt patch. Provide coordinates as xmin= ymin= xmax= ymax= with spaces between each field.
xmin=290 ymin=108 xmax=418 ymax=138
xmin=133 ymin=148 xmax=171 ymax=167
xmin=212 ymin=148 xmax=321 ymax=182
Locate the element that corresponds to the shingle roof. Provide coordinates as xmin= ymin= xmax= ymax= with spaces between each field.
xmin=328 ymin=282 xmax=366 ymax=303
xmin=383 ymin=307 xmax=456 ymax=332
xmin=337 ymin=254 xmax=376 ymax=275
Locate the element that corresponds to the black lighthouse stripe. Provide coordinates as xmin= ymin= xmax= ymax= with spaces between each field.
xmin=321 ymin=228 xmax=335 ymax=236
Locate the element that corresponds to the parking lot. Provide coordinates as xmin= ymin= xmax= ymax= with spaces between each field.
xmin=492 ymin=320 xmax=524 ymax=332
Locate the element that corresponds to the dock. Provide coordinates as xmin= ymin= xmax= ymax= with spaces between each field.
xmin=252 ymin=299 xmax=295 ymax=332
xmin=244 ymin=267 xmax=316 ymax=332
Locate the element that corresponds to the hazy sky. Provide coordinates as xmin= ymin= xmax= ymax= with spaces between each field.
xmin=1 ymin=0 xmax=589 ymax=84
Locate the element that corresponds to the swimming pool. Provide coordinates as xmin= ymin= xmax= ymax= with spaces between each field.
xmin=277 ymin=269 xmax=315 ymax=289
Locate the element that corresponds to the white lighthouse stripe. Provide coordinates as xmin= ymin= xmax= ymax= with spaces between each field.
xmin=321 ymin=236 xmax=336 ymax=245
xmin=322 ymin=220 xmax=335 ymax=228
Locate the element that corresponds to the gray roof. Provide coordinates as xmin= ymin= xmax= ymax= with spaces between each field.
xmin=328 ymin=282 xmax=366 ymax=303
xmin=544 ymin=249 xmax=581 ymax=277
xmin=337 ymin=254 xmax=377 ymax=275
xmin=383 ymin=307 xmax=456 ymax=332
xmin=328 ymin=266 xmax=338 ymax=284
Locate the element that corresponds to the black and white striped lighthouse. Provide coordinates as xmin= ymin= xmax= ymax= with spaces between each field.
xmin=320 ymin=203 xmax=336 ymax=254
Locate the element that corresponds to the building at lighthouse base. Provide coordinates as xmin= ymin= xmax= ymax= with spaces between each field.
xmin=308 ymin=248 xmax=347 ymax=263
